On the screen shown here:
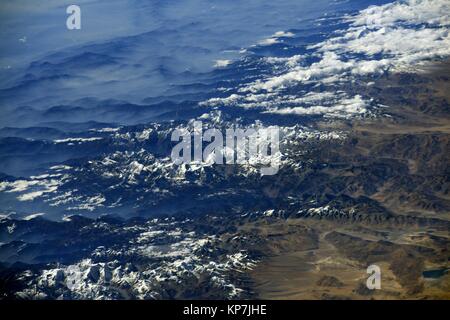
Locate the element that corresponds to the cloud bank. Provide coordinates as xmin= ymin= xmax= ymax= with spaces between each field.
xmin=200 ymin=0 xmax=450 ymax=119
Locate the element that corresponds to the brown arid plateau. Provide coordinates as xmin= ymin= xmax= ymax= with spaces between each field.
xmin=226 ymin=61 xmax=450 ymax=300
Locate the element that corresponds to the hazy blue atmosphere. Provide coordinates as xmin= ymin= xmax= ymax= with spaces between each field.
xmin=0 ymin=0 xmax=388 ymax=108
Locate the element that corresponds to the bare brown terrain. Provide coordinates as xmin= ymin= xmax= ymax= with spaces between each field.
xmin=240 ymin=61 xmax=450 ymax=299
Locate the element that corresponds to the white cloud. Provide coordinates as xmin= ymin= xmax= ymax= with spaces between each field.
xmin=272 ymin=31 xmax=295 ymax=38
xmin=315 ymin=0 xmax=450 ymax=71
xmin=265 ymin=95 xmax=368 ymax=118
xmin=199 ymin=0 xmax=450 ymax=120
xmin=23 ymin=213 xmax=45 ymax=220
xmin=243 ymin=51 xmax=354 ymax=93
xmin=258 ymin=38 xmax=279 ymax=46
xmin=264 ymin=54 xmax=303 ymax=68
xmin=54 ymin=137 xmax=103 ymax=144
xmin=1 ymin=174 xmax=66 ymax=202
xmin=214 ymin=59 xmax=232 ymax=68
xmin=351 ymin=0 xmax=450 ymax=27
